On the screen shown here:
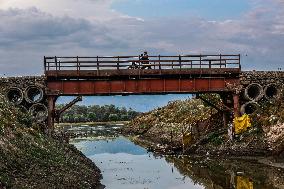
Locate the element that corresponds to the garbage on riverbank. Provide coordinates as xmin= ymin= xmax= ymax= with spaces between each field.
xmin=124 ymin=91 xmax=284 ymax=157
xmin=0 ymin=94 xmax=103 ymax=188
xmin=123 ymin=97 xmax=222 ymax=153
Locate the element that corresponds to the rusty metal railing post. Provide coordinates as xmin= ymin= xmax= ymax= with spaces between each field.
xmin=159 ymin=55 xmax=161 ymax=70
xmin=199 ymin=54 xmax=202 ymax=69
xmin=239 ymin=54 xmax=241 ymax=69
xmin=55 ymin=56 xmax=58 ymax=71
xmin=117 ymin=56 xmax=120 ymax=70
xmin=179 ymin=55 xmax=181 ymax=70
xmin=96 ymin=56 xmax=99 ymax=75
xmin=220 ymin=54 xmax=222 ymax=68
xmin=76 ymin=56 xmax=79 ymax=75
xmin=44 ymin=56 xmax=47 ymax=72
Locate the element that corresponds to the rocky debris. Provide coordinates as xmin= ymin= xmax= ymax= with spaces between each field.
xmin=240 ymin=71 xmax=284 ymax=86
xmin=265 ymin=123 xmax=284 ymax=154
xmin=123 ymin=97 xmax=223 ymax=154
xmin=0 ymin=94 xmax=103 ymax=189
xmin=123 ymin=85 xmax=284 ymax=157
xmin=0 ymin=76 xmax=46 ymax=90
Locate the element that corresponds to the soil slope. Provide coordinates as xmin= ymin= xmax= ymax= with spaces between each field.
xmin=0 ymin=95 xmax=103 ymax=189
xmin=124 ymin=93 xmax=284 ymax=157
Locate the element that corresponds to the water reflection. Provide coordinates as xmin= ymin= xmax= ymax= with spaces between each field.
xmin=69 ymin=124 xmax=284 ymax=189
xmin=69 ymin=125 xmax=204 ymax=189
xmin=166 ymin=156 xmax=284 ymax=189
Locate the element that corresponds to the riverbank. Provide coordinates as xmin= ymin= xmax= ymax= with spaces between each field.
xmin=0 ymin=96 xmax=103 ymax=189
xmin=123 ymin=94 xmax=284 ymax=158
xmin=69 ymin=123 xmax=284 ymax=189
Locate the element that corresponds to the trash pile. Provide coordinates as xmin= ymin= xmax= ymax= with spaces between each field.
xmin=265 ymin=123 xmax=284 ymax=153
xmin=125 ymin=87 xmax=284 ymax=156
xmin=0 ymin=94 xmax=103 ymax=188
xmin=124 ymin=97 xmax=221 ymax=152
xmin=124 ymin=71 xmax=284 ymax=156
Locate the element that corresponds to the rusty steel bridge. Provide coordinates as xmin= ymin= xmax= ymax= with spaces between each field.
xmin=44 ymin=54 xmax=241 ymax=130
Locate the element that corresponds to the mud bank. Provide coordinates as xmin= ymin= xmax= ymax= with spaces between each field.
xmin=0 ymin=95 xmax=103 ymax=189
xmin=123 ymin=93 xmax=284 ymax=157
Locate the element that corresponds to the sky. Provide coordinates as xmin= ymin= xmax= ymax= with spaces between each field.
xmin=0 ymin=0 xmax=283 ymax=111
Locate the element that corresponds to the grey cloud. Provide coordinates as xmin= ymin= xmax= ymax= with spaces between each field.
xmin=0 ymin=8 xmax=91 ymax=45
xmin=1 ymin=0 xmax=284 ymax=76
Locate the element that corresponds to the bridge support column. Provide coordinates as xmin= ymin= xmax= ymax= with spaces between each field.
xmin=47 ymin=95 xmax=57 ymax=135
xmin=233 ymin=94 xmax=240 ymax=118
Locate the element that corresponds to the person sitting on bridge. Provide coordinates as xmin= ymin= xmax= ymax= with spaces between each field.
xmin=140 ymin=51 xmax=151 ymax=69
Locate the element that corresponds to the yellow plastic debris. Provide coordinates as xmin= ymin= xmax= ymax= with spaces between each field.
xmin=182 ymin=133 xmax=192 ymax=147
xmin=236 ymin=176 xmax=253 ymax=189
xmin=234 ymin=114 xmax=252 ymax=134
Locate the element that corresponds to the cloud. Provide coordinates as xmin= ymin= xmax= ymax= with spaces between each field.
xmin=0 ymin=0 xmax=283 ymax=76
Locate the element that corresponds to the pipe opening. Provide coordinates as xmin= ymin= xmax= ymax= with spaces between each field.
xmin=241 ymin=102 xmax=258 ymax=115
xmin=244 ymin=83 xmax=263 ymax=101
xmin=264 ymin=84 xmax=279 ymax=99
xmin=29 ymin=103 xmax=48 ymax=122
xmin=25 ymin=85 xmax=44 ymax=103
xmin=6 ymin=87 xmax=24 ymax=105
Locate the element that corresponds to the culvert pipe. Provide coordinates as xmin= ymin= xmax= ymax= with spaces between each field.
xmin=240 ymin=102 xmax=258 ymax=115
xmin=29 ymin=103 xmax=48 ymax=122
xmin=25 ymin=85 xmax=44 ymax=104
xmin=6 ymin=87 xmax=24 ymax=105
xmin=244 ymin=83 xmax=263 ymax=101
xmin=264 ymin=84 xmax=279 ymax=99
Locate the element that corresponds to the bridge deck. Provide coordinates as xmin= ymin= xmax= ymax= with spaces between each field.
xmin=44 ymin=54 xmax=241 ymax=95
xmin=45 ymin=68 xmax=240 ymax=79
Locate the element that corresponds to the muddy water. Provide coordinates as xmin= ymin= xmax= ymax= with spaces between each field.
xmin=69 ymin=124 xmax=284 ymax=189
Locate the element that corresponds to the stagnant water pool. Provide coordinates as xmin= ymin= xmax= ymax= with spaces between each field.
xmin=68 ymin=124 xmax=284 ymax=189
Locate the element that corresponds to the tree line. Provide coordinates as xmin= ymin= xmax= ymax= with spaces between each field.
xmin=57 ymin=104 xmax=141 ymax=123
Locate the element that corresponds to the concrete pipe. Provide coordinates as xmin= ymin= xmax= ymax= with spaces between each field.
xmin=25 ymin=85 xmax=44 ymax=104
xmin=29 ymin=103 xmax=48 ymax=122
xmin=244 ymin=83 xmax=263 ymax=101
xmin=240 ymin=102 xmax=258 ymax=115
xmin=264 ymin=84 xmax=279 ymax=99
xmin=6 ymin=87 xmax=24 ymax=105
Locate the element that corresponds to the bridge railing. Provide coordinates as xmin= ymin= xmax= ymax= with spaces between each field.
xmin=44 ymin=54 xmax=241 ymax=72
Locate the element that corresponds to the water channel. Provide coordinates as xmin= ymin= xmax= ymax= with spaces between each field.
xmin=68 ymin=124 xmax=284 ymax=189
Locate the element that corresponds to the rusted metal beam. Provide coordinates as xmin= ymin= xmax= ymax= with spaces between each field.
xmin=233 ymin=94 xmax=240 ymax=118
xmin=55 ymin=96 xmax=82 ymax=123
xmin=47 ymin=78 xmax=239 ymax=96
xmin=47 ymin=95 xmax=57 ymax=134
